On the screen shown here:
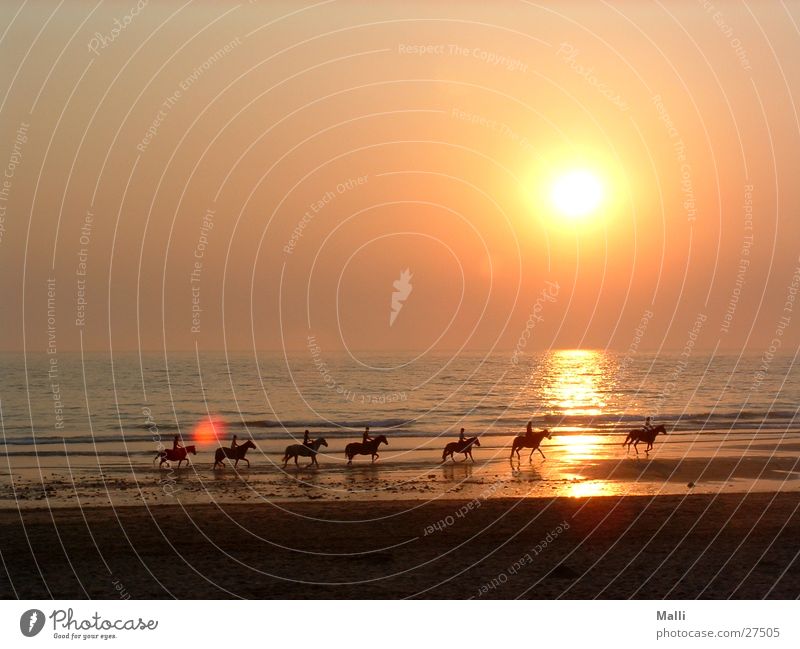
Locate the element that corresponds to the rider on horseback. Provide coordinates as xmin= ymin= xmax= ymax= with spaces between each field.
xmin=459 ymin=427 xmax=467 ymax=443
xmin=172 ymin=435 xmax=184 ymax=451
xmin=643 ymin=416 xmax=654 ymax=433
xmin=362 ymin=426 xmax=373 ymax=444
xmin=303 ymin=429 xmax=313 ymax=448
xmin=525 ymin=421 xmax=534 ymax=438
xmin=231 ymin=434 xmax=239 ymax=452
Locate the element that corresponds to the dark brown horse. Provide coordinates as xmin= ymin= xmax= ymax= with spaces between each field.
xmin=623 ymin=424 xmax=667 ymax=455
xmin=345 ymin=435 xmax=388 ymax=464
xmin=510 ymin=430 xmax=552 ymax=461
xmin=213 ymin=439 xmax=256 ymax=468
xmin=442 ymin=436 xmax=481 ymax=463
xmin=282 ymin=437 xmax=328 ymax=467
xmin=153 ymin=445 xmax=196 ymax=468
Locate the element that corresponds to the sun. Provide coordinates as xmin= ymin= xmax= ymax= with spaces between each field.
xmin=550 ymin=169 xmax=604 ymax=219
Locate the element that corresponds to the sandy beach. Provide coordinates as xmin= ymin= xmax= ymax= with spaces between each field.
xmin=2 ymin=493 xmax=798 ymax=599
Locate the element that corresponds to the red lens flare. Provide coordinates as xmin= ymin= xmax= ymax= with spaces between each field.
xmin=192 ymin=416 xmax=226 ymax=443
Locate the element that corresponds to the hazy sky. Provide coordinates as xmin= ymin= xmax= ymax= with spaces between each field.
xmin=1 ymin=0 xmax=799 ymax=355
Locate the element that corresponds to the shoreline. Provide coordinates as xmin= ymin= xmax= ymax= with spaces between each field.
xmin=3 ymin=430 xmax=800 ymax=508
xmin=2 ymin=492 xmax=799 ymax=599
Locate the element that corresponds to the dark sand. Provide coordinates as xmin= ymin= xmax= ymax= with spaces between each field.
xmin=2 ymin=492 xmax=798 ymax=599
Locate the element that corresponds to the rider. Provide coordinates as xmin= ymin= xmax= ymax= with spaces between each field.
xmin=172 ymin=435 xmax=184 ymax=451
xmin=231 ymin=434 xmax=239 ymax=451
xmin=362 ymin=426 xmax=373 ymax=444
xmin=458 ymin=427 xmax=467 ymax=443
xmin=643 ymin=416 xmax=654 ymax=433
xmin=525 ymin=420 xmax=534 ymax=438
xmin=303 ymin=429 xmax=313 ymax=448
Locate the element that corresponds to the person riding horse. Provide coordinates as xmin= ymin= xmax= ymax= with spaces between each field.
xmin=622 ymin=417 xmax=667 ymax=455
xmin=362 ymin=426 xmax=373 ymax=445
xmin=443 ymin=429 xmax=481 ymax=462
xmin=173 ymin=435 xmax=184 ymax=451
xmin=511 ymin=425 xmax=552 ymax=461
xmin=231 ymin=434 xmax=239 ymax=452
xmin=303 ymin=430 xmax=314 ymax=448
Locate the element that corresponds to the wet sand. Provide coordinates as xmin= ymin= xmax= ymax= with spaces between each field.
xmin=2 ymin=493 xmax=798 ymax=599
xmin=3 ymin=431 xmax=799 ymax=508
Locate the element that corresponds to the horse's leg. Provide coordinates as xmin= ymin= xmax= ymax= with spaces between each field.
xmin=538 ymin=447 xmax=546 ymax=460
xmin=244 ymin=458 xmax=250 ymax=467
xmin=633 ymin=440 xmax=639 ymax=456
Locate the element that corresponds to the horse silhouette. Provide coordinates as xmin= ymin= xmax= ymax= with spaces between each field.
xmin=510 ymin=430 xmax=552 ymax=461
xmin=213 ymin=439 xmax=256 ymax=469
xmin=282 ymin=437 xmax=328 ymax=467
xmin=154 ymin=445 xmax=196 ymax=468
xmin=442 ymin=436 xmax=481 ymax=463
xmin=345 ymin=435 xmax=388 ymax=464
xmin=622 ymin=424 xmax=667 ymax=455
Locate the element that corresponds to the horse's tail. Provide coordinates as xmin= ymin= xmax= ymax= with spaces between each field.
xmin=622 ymin=433 xmax=631 ymax=446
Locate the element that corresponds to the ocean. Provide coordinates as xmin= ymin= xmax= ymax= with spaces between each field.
xmin=1 ymin=349 xmax=798 ymax=458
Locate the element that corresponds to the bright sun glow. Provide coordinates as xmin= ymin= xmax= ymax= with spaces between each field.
xmin=550 ymin=169 xmax=604 ymax=219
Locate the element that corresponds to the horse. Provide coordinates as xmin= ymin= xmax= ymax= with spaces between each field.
xmin=282 ymin=437 xmax=328 ymax=467
xmin=510 ymin=430 xmax=552 ymax=461
xmin=213 ymin=439 xmax=256 ymax=469
xmin=442 ymin=436 xmax=481 ymax=463
xmin=153 ymin=445 xmax=196 ymax=468
xmin=622 ymin=424 xmax=667 ymax=455
xmin=344 ymin=435 xmax=388 ymax=464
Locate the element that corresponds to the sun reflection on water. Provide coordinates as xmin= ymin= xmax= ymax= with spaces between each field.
xmin=543 ymin=349 xmax=608 ymax=417
xmin=540 ymin=350 xmax=619 ymax=496
xmin=567 ymin=480 xmax=614 ymax=498
xmin=558 ymin=434 xmax=603 ymax=462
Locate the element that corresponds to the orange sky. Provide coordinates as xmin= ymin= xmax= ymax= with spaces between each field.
xmin=1 ymin=0 xmax=799 ymax=354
